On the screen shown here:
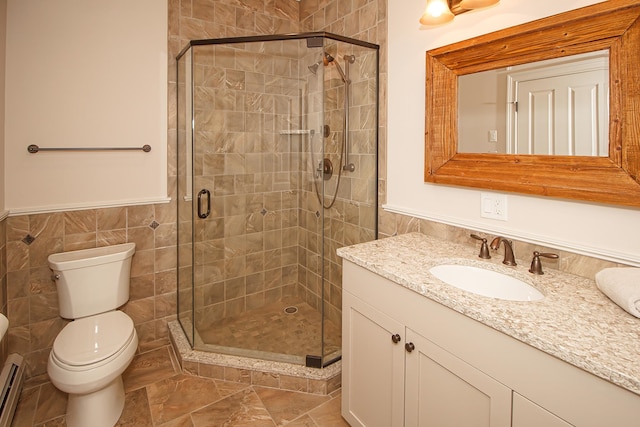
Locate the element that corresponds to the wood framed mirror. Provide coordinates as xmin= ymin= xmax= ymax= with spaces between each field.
xmin=424 ymin=0 xmax=640 ymax=207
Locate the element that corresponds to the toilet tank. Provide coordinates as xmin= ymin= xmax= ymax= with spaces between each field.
xmin=48 ymin=243 xmax=136 ymax=319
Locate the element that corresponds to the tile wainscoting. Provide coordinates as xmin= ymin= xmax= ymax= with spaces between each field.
xmin=2 ymin=202 xmax=178 ymax=379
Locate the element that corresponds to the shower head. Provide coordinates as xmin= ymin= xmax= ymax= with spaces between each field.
xmin=308 ymin=52 xmax=333 ymax=75
xmin=308 ymin=62 xmax=320 ymax=74
xmin=323 ymin=52 xmax=336 ymax=65
xmin=308 ymin=52 xmax=350 ymax=83
xmin=327 ymin=54 xmax=347 ymax=83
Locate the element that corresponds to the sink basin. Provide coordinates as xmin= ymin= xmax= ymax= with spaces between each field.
xmin=429 ymin=264 xmax=544 ymax=301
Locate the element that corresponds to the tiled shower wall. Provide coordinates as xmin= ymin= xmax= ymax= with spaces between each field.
xmin=171 ymin=1 xmax=304 ymax=344
xmin=298 ymin=1 xmax=383 ymax=333
xmin=170 ymin=0 xmax=382 ymax=355
xmin=2 ymin=0 xmax=625 ymax=381
xmin=185 ymin=40 xmax=306 ymax=333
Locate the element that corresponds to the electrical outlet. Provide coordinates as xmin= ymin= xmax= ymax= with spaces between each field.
xmin=480 ymin=192 xmax=508 ymax=221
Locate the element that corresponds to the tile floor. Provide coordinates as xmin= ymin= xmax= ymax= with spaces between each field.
xmin=11 ymin=343 xmax=349 ymax=426
xmin=196 ymin=297 xmax=342 ymax=360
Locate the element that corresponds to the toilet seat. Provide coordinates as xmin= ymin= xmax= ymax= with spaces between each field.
xmin=52 ymin=311 xmax=135 ymax=369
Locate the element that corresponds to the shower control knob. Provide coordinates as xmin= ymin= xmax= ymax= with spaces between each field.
xmin=343 ymin=163 xmax=356 ymax=172
xmin=405 ymin=342 xmax=415 ymax=353
xmin=391 ymin=333 xmax=401 ymax=344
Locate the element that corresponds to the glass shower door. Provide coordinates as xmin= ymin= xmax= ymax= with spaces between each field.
xmin=176 ymin=33 xmax=379 ymax=368
xmin=176 ymin=45 xmax=194 ymax=347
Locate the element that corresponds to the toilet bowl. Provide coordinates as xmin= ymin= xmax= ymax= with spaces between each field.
xmin=46 ymin=243 xmax=138 ymax=427
xmin=48 ymin=311 xmax=138 ymax=427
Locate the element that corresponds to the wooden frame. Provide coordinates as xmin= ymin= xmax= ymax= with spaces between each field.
xmin=424 ymin=0 xmax=640 ymax=207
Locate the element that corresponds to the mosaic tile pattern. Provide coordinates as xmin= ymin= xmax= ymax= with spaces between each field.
xmin=196 ymin=297 xmax=341 ymax=361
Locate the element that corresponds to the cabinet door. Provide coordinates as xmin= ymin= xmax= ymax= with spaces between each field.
xmin=512 ymin=393 xmax=574 ymax=427
xmin=342 ymin=290 xmax=405 ymax=427
xmin=404 ymin=329 xmax=512 ymax=427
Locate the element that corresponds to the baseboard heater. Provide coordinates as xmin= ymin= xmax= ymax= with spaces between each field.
xmin=0 ymin=354 xmax=24 ymax=427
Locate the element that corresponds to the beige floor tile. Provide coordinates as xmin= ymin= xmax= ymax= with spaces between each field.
xmin=197 ymin=297 xmax=341 ymax=359
xmin=116 ymin=387 xmax=153 ymax=426
xmin=284 ymin=414 xmax=318 ymax=426
xmin=308 ymin=396 xmax=350 ymax=427
xmin=190 ymin=388 xmax=275 ymax=427
xmin=157 ymin=414 xmax=194 ymax=427
xmin=254 ymin=386 xmax=330 ymax=426
xmin=33 ymin=383 xmax=67 ymax=425
xmin=11 ymin=386 xmax=39 ymax=427
xmin=14 ymin=344 xmax=346 ymax=427
xmin=214 ymin=379 xmax=251 ymax=397
xmin=147 ymin=374 xmax=222 ymax=425
xmin=123 ymin=346 xmax=180 ymax=392
xmin=34 ymin=416 xmax=65 ymax=426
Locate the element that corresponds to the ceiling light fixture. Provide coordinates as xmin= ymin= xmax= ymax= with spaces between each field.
xmin=420 ymin=0 xmax=500 ymax=26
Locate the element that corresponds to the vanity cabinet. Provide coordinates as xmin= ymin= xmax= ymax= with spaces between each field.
xmin=343 ymin=286 xmax=510 ymax=427
xmin=342 ymin=290 xmax=404 ymax=427
xmin=404 ymin=329 xmax=511 ymax=427
xmin=512 ymin=393 xmax=572 ymax=427
xmin=341 ymin=260 xmax=640 ymax=427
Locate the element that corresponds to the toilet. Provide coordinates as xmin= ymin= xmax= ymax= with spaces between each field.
xmin=47 ymin=243 xmax=138 ymax=427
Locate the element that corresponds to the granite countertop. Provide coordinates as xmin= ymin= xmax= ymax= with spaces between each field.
xmin=337 ymin=232 xmax=640 ymax=396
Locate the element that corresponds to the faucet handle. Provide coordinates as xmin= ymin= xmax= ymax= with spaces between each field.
xmin=529 ymin=251 xmax=559 ymax=275
xmin=470 ymin=234 xmax=491 ymax=259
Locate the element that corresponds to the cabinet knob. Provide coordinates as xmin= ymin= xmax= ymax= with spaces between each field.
xmin=391 ymin=334 xmax=401 ymax=344
xmin=405 ymin=342 xmax=415 ymax=353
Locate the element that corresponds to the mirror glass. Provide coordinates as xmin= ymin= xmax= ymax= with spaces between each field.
xmin=425 ymin=0 xmax=640 ymax=207
xmin=458 ymin=50 xmax=609 ymax=156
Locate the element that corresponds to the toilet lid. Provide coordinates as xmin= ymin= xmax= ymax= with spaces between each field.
xmin=53 ymin=311 xmax=135 ymax=367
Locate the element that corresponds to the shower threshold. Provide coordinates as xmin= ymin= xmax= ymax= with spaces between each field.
xmin=168 ymin=321 xmax=341 ymax=395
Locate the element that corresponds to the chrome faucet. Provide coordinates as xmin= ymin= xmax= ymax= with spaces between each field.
xmin=490 ymin=237 xmax=517 ymax=266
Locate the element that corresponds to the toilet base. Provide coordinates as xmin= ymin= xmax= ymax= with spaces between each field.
xmin=66 ymin=375 xmax=125 ymax=427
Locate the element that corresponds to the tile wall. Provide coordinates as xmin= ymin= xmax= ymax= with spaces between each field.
xmin=171 ymin=1 xmax=304 ymax=350
xmin=171 ymin=0 xmax=381 ymax=359
xmin=4 ymin=205 xmax=178 ymax=379
xmin=298 ymin=0 xmax=384 ymax=338
xmin=0 ymin=0 xmax=627 ymax=381
xmin=184 ymin=39 xmax=305 ymax=333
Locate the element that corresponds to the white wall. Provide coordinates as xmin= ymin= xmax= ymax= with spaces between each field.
xmin=4 ymin=0 xmax=168 ymax=214
xmin=387 ymin=0 xmax=640 ymax=266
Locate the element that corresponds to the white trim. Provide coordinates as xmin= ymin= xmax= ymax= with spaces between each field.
xmin=0 ymin=211 xmax=8 ymax=221
xmin=8 ymin=196 xmax=172 ymax=216
xmin=382 ymin=204 xmax=640 ymax=267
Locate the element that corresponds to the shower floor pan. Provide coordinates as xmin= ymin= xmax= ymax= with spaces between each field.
xmin=169 ymin=298 xmax=342 ymax=395
xmin=197 ymin=297 xmax=341 ymax=364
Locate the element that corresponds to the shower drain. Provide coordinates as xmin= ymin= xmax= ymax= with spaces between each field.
xmin=283 ymin=306 xmax=298 ymax=314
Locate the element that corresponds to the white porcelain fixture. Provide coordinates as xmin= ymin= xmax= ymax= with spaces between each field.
xmin=47 ymin=243 xmax=138 ymax=427
xmin=429 ymin=264 xmax=544 ymax=301
xmin=0 ymin=313 xmax=7 ymax=340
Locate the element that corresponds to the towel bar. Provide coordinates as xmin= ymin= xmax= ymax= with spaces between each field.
xmin=27 ymin=144 xmax=151 ymax=153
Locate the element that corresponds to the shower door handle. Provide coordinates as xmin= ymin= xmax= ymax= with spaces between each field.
xmin=197 ymin=189 xmax=211 ymax=219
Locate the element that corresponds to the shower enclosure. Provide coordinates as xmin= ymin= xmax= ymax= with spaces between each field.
xmin=176 ymin=33 xmax=378 ymax=368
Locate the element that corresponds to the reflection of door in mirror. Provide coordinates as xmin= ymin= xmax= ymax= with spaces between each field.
xmin=458 ymin=50 xmax=609 ymax=156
